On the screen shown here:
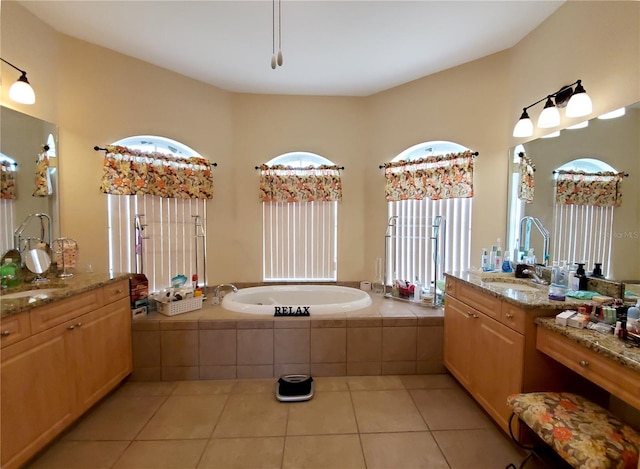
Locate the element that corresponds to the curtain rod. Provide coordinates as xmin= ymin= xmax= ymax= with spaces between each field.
xmin=378 ymin=151 xmax=479 ymax=169
xmin=518 ymin=152 xmax=536 ymax=171
xmin=93 ymin=146 xmax=217 ymax=166
xmin=254 ymin=165 xmax=344 ymax=170
xmin=552 ymin=169 xmax=628 ymax=177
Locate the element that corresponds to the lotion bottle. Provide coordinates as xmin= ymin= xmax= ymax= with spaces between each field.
xmin=481 ymin=248 xmax=490 ymax=271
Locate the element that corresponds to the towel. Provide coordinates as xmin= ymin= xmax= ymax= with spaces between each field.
xmin=565 ymin=290 xmax=600 ymax=300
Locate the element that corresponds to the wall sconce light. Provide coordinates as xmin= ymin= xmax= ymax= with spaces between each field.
xmin=1 ymin=58 xmax=36 ymax=105
xmin=513 ymin=79 xmax=592 ymax=137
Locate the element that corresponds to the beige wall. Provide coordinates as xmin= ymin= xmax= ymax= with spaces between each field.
xmin=1 ymin=0 xmax=638 ymax=284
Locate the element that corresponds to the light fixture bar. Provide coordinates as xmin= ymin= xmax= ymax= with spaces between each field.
xmin=512 ymin=79 xmax=591 ymax=138
xmin=1 ymin=57 xmax=36 ymax=104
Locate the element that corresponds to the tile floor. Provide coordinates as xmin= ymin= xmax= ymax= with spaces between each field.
xmin=26 ymin=374 xmax=532 ymax=469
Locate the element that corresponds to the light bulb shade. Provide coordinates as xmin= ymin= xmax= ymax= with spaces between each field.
xmin=537 ymin=98 xmax=560 ymax=128
xmin=541 ymin=130 xmax=560 ymax=139
xmin=513 ymin=110 xmax=533 ymax=137
xmin=8 ymin=72 xmax=35 ymax=104
xmin=598 ymin=107 xmax=625 ymax=120
xmin=567 ymin=120 xmax=589 ymax=130
xmin=566 ymin=83 xmax=592 ymax=117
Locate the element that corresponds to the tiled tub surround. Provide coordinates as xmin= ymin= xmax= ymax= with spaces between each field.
xmin=131 ymin=294 xmax=444 ymax=381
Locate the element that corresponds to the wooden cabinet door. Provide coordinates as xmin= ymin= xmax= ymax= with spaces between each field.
xmin=72 ymin=297 xmax=132 ymax=414
xmin=1 ymin=324 xmax=75 ymax=469
xmin=443 ymin=295 xmax=476 ymax=389
xmin=472 ymin=313 xmax=524 ymax=434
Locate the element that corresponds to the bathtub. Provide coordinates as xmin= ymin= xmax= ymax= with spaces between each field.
xmin=221 ymin=285 xmax=372 ymax=315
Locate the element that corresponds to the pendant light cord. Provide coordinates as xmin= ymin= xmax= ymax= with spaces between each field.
xmin=278 ymin=0 xmax=282 ymax=53
xmin=271 ymin=0 xmax=283 ymax=68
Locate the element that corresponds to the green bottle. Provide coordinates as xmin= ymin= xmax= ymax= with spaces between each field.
xmin=0 ymin=259 xmax=20 ymax=288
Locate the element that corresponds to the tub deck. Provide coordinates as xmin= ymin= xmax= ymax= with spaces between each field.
xmin=131 ymin=292 xmax=444 ymax=382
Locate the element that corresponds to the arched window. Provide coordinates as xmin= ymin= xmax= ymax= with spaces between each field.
xmin=107 ymin=136 xmax=207 ymax=292
xmin=262 ymin=151 xmax=338 ymax=281
xmin=387 ymin=141 xmax=472 ymax=289
xmin=552 ymin=158 xmax=617 ymax=277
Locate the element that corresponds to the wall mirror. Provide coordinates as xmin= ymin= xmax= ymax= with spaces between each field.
xmin=0 ymin=106 xmax=59 ymax=255
xmin=506 ymin=102 xmax=640 ymax=282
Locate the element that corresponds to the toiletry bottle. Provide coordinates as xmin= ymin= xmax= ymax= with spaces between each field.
xmin=592 ymin=263 xmax=603 ymax=278
xmin=413 ymin=277 xmax=422 ymax=303
xmin=568 ymin=263 xmax=579 ymax=291
xmin=481 ymin=248 xmax=490 ymax=272
xmin=576 ymin=263 xmax=588 ymax=291
xmin=0 ymin=259 xmax=19 ymax=288
xmin=627 ymin=302 xmax=639 ymax=333
xmin=501 ymin=252 xmax=512 ymax=273
xmin=495 ymin=239 xmax=503 ymax=271
xmin=392 ymin=273 xmax=399 ymax=297
xmin=512 ymin=240 xmax=520 ymax=271
xmin=489 ymin=245 xmax=497 ymax=271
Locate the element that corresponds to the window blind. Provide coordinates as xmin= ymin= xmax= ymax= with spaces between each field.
xmin=263 ymin=201 xmax=337 ymax=281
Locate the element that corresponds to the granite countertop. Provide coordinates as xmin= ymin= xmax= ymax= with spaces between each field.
xmin=445 ymin=271 xmax=595 ymax=310
xmin=536 ymin=317 xmax=640 ymax=373
xmin=0 ymin=272 xmax=130 ymax=318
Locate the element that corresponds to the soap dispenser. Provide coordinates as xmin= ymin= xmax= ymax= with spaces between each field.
xmin=576 ymin=263 xmax=588 ymax=291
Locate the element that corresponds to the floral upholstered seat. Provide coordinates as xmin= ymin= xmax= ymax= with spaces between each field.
xmin=507 ymin=392 xmax=640 ymax=469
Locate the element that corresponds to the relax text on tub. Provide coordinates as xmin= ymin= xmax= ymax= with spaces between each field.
xmin=221 ymin=285 xmax=372 ymax=316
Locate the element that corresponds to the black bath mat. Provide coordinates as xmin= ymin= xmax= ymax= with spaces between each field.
xmin=276 ymin=375 xmax=314 ymax=402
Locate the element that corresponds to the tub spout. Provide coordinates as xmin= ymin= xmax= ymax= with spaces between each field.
xmin=212 ymin=283 xmax=238 ymax=304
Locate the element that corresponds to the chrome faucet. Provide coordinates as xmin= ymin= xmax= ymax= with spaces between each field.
xmin=212 ymin=284 xmax=237 ymax=303
xmin=522 ymin=268 xmax=548 ymax=285
xmin=519 ymin=216 xmax=550 ymax=266
xmin=14 ymin=213 xmax=52 ymax=252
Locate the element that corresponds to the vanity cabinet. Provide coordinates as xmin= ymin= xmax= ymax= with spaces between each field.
xmin=0 ymin=280 xmax=132 ymax=469
xmin=444 ymin=276 xmax=562 ymax=436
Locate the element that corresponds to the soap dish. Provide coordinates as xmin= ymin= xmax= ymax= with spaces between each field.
xmin=276 ymin=375 xmax=314 ymax=402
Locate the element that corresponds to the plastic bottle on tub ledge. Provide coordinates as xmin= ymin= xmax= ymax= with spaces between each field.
xmin=413 ymin=277 xmax=422 ymax=302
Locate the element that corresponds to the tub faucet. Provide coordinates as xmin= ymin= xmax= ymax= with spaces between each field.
xmin=212 ymin=284 xmax=238 ymax=303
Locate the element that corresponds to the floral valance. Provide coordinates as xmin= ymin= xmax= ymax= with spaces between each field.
xmin=384 ymin=151 xmax=474 ymax=201
xmin=259 ymin=164 xmax=342 ymax=203
xmin=555 ymin=170 xmax=624 ymax=207
xmin=0 ymin=161 xmax=16 ymax=200
xmin=33 ymin=147 xmax=52 ymax=197
xmin=518 ymin=154 xmax=535 ymax=204
xmin=100 ymin=145 xmax=215 ymax=199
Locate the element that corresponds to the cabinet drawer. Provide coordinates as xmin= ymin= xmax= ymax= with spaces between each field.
xmin=0 ymin=313 xmax=31 ymax=348
xmin=30 ymin=289 xmax=102 ymax=334
xmin=501 ymin=303 xmax=526 ymax=334
xmin=103 ymin=280 xmax=129 ymax=304
xmin=537 ymin=327 xmax=640 ymax=410
xmin=456 ymin=282 xmax=502 ymax=320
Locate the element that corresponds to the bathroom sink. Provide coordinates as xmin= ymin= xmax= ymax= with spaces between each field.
xmin=1 ymin=288 xmax=62 ymax=300
xmin=482 ymin=281 xmax=541 ymax=292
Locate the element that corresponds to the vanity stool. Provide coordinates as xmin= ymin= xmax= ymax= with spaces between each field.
xmin=506 ymin=392 xmax=640 ymax=469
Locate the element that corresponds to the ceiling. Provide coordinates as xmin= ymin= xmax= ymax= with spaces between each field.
xmin=19 ymin=0 xmax=564 ymax=97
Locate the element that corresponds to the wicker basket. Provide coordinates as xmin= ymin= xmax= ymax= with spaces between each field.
xmin=157 ymin=297 xmax=203 ymax=316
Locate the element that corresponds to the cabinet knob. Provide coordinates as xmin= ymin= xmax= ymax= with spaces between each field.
xmin=116 ymin=289 xmax=123 ymax=294
xmin=75 ymin=322 xmax=83 ymax=328
xmin=506 ymin=313 xmax=513 ymax=319
xmin=67 ymin=325 xmax=75 ymax=330
xmin=579 ymin=360 xmax=589 ymax=367
xmin=466 ymin=312 xmax=478 ymax=319
xmin=1 ymin=330 xmax=11 ymax=336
